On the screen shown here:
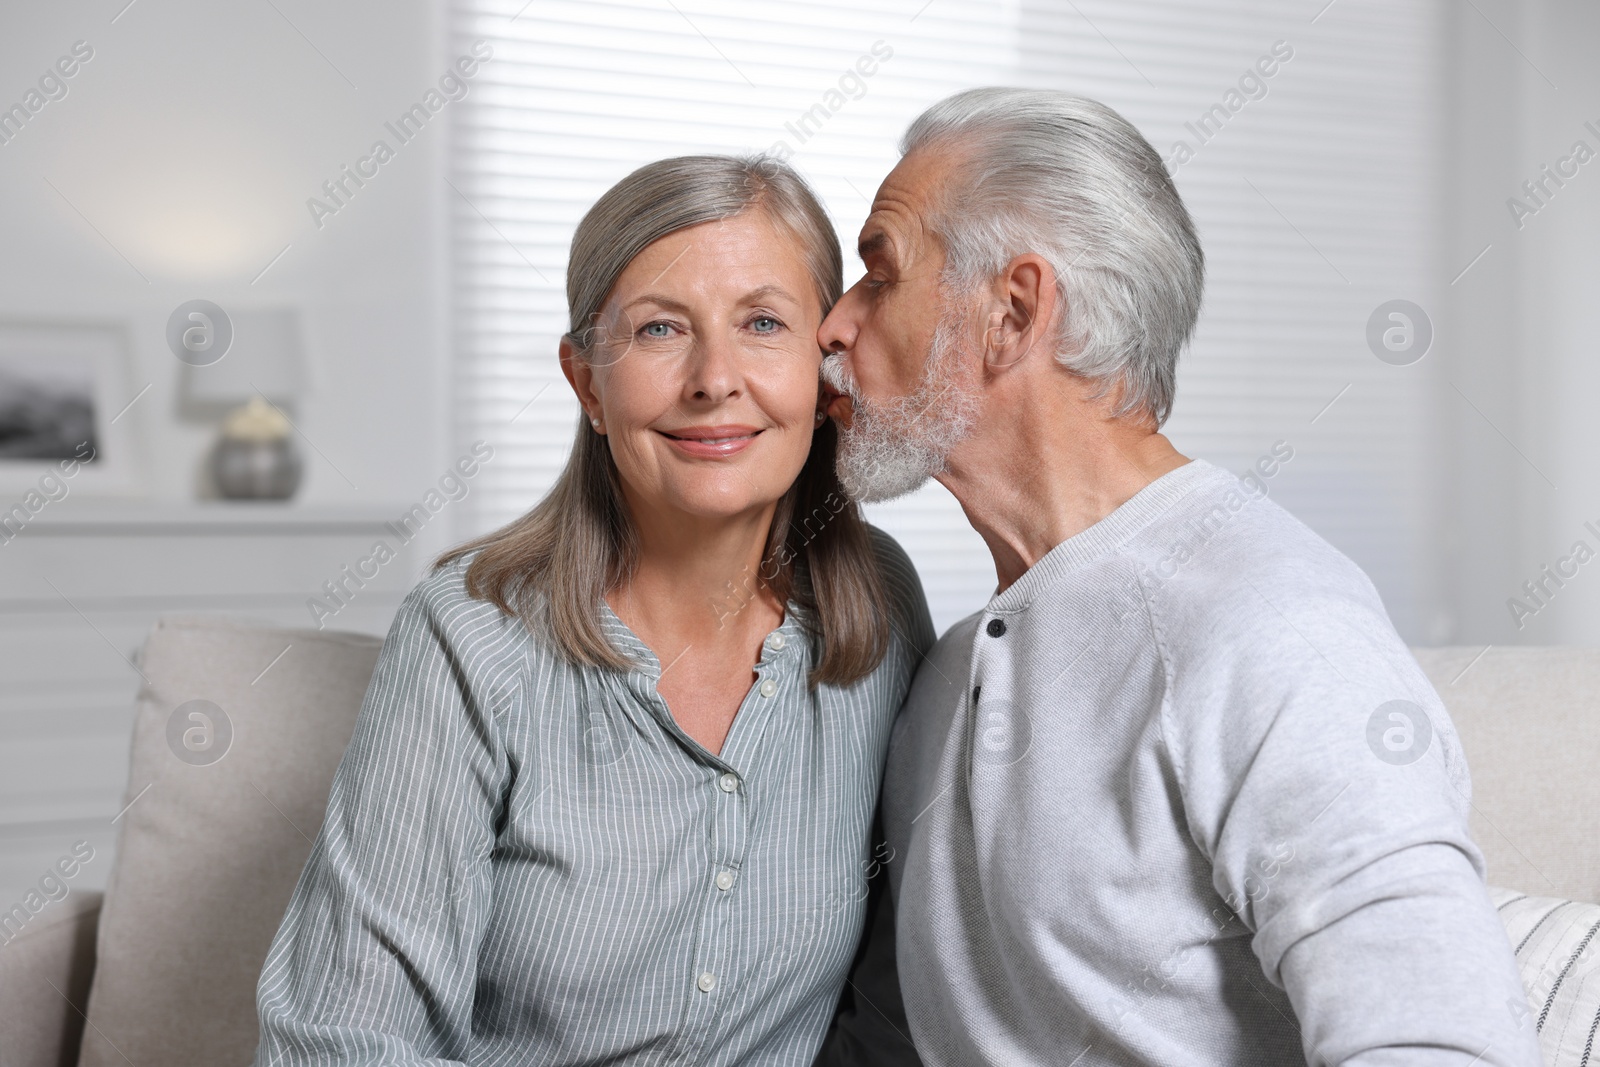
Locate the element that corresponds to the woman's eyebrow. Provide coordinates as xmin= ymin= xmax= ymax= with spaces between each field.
xmin=740 ymin=284 xmax=799 ymax=305
xmin=623 ymin=294 xmax=692 ymax=314
xmin=625 ymin=286 xmax=798 ymax=312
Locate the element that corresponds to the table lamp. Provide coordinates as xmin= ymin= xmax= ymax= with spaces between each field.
xmin=180 ymin=307 xmax=307 ymax=500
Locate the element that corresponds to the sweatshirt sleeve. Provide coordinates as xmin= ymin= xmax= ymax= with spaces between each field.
xmin=253 ymin=573 xmax=513 ymax=1066
xmin=1158 ymin=579 xmax=1542 ymax=1067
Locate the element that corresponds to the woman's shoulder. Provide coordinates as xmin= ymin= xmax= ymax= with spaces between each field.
xmin=392 ymin=550 xmax=548 ymax=672
xmin=862 ymin=523 xmax=918 ymax=589
xmin=404 ymin=550 xmax=494 ymax=621
xmin=861 ymin=524 xmax=935 ymax=658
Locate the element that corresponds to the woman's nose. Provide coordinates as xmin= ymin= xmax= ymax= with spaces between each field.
xmin=683 ymin=331 xmax=742 ymax=404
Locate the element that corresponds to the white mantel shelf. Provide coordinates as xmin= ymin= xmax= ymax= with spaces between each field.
xmin=14 ymin=501 xmax=410 ymax=537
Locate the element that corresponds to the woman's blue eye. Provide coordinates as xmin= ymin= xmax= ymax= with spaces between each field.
xmin=642 ymin=323 xmax=672 ymax=338
xmin=751 ymin=317 xmax=779 ymax=333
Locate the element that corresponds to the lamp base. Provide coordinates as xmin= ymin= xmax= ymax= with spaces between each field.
xmin=211 ymin=434 xmax=302 ymax=500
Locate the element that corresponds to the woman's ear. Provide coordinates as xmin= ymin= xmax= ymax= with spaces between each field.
xmin=559 ymin=336 xmax=604 ymax=428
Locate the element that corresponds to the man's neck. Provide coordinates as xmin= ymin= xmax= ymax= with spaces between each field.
xmin=936 ymin=400 xmax=1189 ymax=594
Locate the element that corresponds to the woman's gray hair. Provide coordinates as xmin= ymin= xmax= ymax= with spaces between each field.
xmin=901 ymin=88 xmax=1204 ymax=427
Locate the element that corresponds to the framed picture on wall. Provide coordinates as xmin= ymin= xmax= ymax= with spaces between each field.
xmin=0 ymin=322 xmax=143 ymax=498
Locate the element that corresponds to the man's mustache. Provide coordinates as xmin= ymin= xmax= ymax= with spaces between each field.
xmin=819 ymin=352 xmax=856 ymax=396
xmin=819 ymin=354 xmax=857 ymax=426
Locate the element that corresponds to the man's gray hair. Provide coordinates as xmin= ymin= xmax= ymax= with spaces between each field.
xmin=901 ymin=88 xmax=1204 ymax=427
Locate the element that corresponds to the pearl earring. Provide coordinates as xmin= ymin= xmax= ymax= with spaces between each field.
xmin=815 ymin=410 xmax=827 ymax=423
xmin=590 ymin=417 xmax=601 ymax=430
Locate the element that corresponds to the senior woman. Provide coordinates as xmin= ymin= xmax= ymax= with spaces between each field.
xmin=251 ymin=154 xmax=932 ymax=1066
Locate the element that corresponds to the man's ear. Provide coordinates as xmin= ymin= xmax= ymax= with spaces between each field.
xmin=559 ymin=336 xmax=603 ymax=422
xmin=985 ymin=253 xmax=1059 ymax=370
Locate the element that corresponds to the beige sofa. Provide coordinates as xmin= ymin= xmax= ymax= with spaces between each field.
xmin=0 ymin=617 xmax=382 ymax=1067
xmin=1 ymin=622 xmax=1596 ymax=1067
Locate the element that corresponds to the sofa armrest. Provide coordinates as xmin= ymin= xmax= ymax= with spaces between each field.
xmin=0 ymin=888 xmax=102 ymax=1067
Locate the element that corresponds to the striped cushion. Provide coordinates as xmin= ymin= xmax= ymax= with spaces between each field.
xmin=1496 ymin=886 xmax=1600 ymax=1067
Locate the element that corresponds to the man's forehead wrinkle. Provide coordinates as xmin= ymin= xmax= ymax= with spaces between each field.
xmin=864 ymin=148 xmax=962 ymax=273
xmin=859 ymin=193 xmax=932 ymax=271
xmin=903 ymin=141 xmax=975 ymax=225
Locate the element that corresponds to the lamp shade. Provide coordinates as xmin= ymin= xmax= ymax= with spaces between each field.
xmin=181 ymin=307 xmax=306 ymax=408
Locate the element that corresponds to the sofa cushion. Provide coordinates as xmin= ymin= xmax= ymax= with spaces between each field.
xmin=1411 ymin=647 xmax=1600 ymax=902
xmin=76 ymin=616 xmax=381 ymax=1067
xmin=0 ymin=888 xmax=100 ymax=1067
xmin=1497 ymin=886 xmax=1600 ymax=1067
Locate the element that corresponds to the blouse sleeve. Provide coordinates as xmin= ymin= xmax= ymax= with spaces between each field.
xmin=253 ymin=570 xmax=513 ymax=1066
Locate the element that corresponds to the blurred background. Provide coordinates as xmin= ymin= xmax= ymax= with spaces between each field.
xmin=0 ymin=0 xmax=1594 ymax=901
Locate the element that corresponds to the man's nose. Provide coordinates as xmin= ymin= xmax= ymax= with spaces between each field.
xmin=818 ymin=288 xmax=860 ymax=355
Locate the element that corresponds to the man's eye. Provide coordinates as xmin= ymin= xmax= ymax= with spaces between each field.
xmin=641 ymin=322 xmax=672 ymax=338
xmin=751 ymin=316 xmax=780 ymax=333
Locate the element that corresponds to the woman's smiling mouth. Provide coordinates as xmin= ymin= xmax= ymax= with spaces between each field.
xmin=658 ymin=425 xmax=764 ymax=458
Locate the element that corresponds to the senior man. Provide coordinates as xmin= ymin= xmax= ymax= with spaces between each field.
xmin=813 ymin=88 xmax=1538 ymax=1067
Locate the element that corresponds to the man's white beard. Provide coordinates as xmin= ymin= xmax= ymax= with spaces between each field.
xmin=820 ymin=306 xmax=981 ymax=503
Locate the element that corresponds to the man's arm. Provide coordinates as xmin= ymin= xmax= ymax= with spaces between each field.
xmin=1167 ymin=583 xmax=1542 ymax=1067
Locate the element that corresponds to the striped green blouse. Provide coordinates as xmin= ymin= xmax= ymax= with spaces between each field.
xmin=253 ymin=528 xmax=932 ymax=1066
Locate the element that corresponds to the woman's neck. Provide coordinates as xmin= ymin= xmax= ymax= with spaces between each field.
xmin=606 ymin=494 xmax=784 ymax=655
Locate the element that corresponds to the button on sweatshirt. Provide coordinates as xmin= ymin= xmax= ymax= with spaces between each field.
xmin=869 ymin=458 xmax=1540 ymax=1066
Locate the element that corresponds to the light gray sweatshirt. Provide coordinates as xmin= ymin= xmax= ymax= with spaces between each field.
xmin=837 ymin=457 xmax=1541 ymax=1067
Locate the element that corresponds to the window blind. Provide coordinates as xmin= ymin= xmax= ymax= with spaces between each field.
xmin=449 ymin=0 xmax=1443 ymax=639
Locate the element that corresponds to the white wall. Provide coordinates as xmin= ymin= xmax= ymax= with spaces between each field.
xmin=0 ymin=0 xmax=449 ymax=509
xmin=1442 ymin=0 xmax=1600 ymax=646
xmin=0 ymin=0 xmax=452 ymax=901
